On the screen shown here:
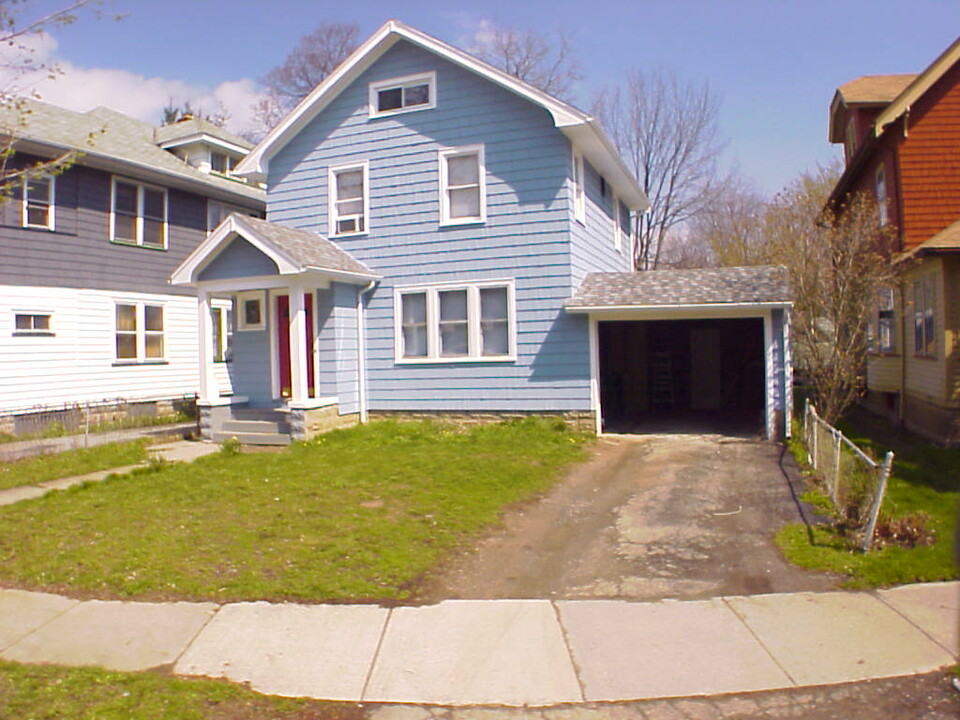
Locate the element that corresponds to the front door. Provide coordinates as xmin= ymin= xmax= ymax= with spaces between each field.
xmin=277 ymin=293 xmax=315 ymax=399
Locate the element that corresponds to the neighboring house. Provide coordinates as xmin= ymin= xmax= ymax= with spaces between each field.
xmin=828 ymin=37 xmax=960 ymax=445
xmin=173 ymin=20 xmax=793 ymax=443
xmin=0 ymin=101 xmax=265 ymax=434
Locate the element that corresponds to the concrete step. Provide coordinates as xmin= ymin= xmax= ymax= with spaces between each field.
xmin=230 ymin=409 xmax=288 ymax=422
xmin=210 ymin=431 xmax=292 ymax=446
xmin=219 ymin=420 xmax=291 ymax=434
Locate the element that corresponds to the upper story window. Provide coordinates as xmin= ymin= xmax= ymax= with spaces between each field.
xmin=329 ymin=162 xmax=368 ymax=236
xmin=115 ymin=302 xmax=164 ymax=363
xmin=210 ymin=151 xmax=238 ymax=176
xmin=439 ymin=146 xmax=485 ymax=225
xmin=23 ymin=175 xmax=55 ymax=230
xmin=111 ymin=178 xmax=167 ymax=249
xmin=369 ymin=72 xmax=436 ymax=117
xmin=613 ymin=196 xmax=623 ymax=252
xmin=913 ymin=275 xmax=936 ymax=357
xmin=875 ymin=165 xmax=888 ymax=227
xmin=572 ymin=151 xmax=586 ymax=224
xmin=844 ymin=118 xmax=857 ymax=162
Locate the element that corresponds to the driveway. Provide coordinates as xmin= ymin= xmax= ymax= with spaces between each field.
xmin=414 ymin=433 xmax=842 ymax=603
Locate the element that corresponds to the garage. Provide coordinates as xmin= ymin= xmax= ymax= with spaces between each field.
xmin=566 ymin=266 xmax=793 ymax=439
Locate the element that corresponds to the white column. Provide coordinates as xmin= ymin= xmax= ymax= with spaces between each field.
xmin=763 ymin=310 xmax=774 ymax=441
xmin=197 ymin=289 xmax=215 ymax=402
xmin=288 ymin=286 xmax=308 ymax=403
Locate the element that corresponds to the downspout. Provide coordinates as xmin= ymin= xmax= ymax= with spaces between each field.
xmin=356 ymin=280 xmax=378 ymax=423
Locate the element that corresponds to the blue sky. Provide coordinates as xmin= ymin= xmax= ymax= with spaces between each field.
xmin=20 ymin=0 xmax=960 ymax=195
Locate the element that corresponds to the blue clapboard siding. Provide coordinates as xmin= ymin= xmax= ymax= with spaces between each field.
xmin=229 ymin=309 xmax=274 ymax=406
xmin=198 ymin=238 xmax=279 ymax=281
xmin=267 ymin=40 xmax=628 ymax=413
xmin=570 ymin=157 xmax=633 ymax=286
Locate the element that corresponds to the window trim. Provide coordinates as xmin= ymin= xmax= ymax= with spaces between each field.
xmin=110 ymin=177 xmax=168 ymax=250
xmin=368 ymin=71 xmax=436 ymax=118
xmin=874 ymin=286 xmax=896 ymax=354
xmin=113 ymin=301 xmax=165 ymax=364
xmin=13 ymin=311 xmax=54 ymax=336
xmin=236 ymin=290 xmax=266 ymax=332
xmin=393 ymin=280 xmax=516 ymax=364
xmin=613 ymin=196 xmax=622 ymax=252
xmin=439 ymin=145 xmax=486 ymax=226
xmin=913 ymin=275 xmax=937 ymax=358
xmin=211 ymin=300 xmax=233 ymax=363
xmin=328 ymin=161 xmax=370 ymax=237
xmin=572 ymin=151 xmax=586 ymax=224
xmin=22 ymin=174 xmax=55 ymax=230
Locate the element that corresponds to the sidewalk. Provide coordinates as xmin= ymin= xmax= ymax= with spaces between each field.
xmin=0 ymin=422 xmax=196 ymax=463
xmin=0 ymin=582 xmax=956 ymax=707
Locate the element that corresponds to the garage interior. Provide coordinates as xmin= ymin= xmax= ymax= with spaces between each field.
xmin=598 ymin=318 xmax=766 ymax=436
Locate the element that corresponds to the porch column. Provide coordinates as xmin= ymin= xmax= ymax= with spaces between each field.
xmin=197 ymin=289 xmax=215 ymax=402
xmin=288 ymin=285 xmax=309 ymax=403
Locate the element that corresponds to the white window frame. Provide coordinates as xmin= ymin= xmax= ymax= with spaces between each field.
xmin=22 ymin=174 xmax=55 ymax=230
xmin=211 ymin=300 xmax=233 ymax=363
xmin=114 ymin=302 xmax=165 ymax=363
xmin=572 ymin=151 xmax=586 ymax=224
xmin=110 ymin=177 xmax=168 ymax=249
xmin=875 ymin=165 xmax=888 ymax=227
xmin=328 ymin=161 xmax=369 ymax=237
xmin=393 ymin=280 xmax=516 ymax=364
xmin=368 ymin=71 xmax=436 ymax=118
xmin=12 ymin=311 xmax=53 ymax=336
xmin=236 ymin=290 xmax=266 ymax=332
xmin=613 ymin=196 xmax=622 ymax=252
xmin=913 ymin=275 xmax=936 ymax=357
xmin=439 ymin=145 xmax=486 ymax=226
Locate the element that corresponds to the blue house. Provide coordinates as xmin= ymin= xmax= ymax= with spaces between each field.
xmin=172 ymin=20 xmax=792 ymax=443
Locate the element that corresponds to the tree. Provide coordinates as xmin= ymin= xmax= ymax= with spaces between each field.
xmin=593 ymin=69 xmax=725 ymax=270
xmin=469 ymin=21 xmax=581 ymax=103
xmin=254 ymin=21 xmax=358 ymax=133
xmin=686 ymin=173 xmax=768 ymax=267
xmin=161 ymin=100 xmax=229 ymax=128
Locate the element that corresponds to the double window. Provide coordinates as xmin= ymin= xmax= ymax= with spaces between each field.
xmin=112 ymin=178 xmax=167 ymax=249
xmin=369 ymin=72 xmax=436 ymax=117
xmin=396 ymin=282 xmax=514 ymax=362
xmin=913 ymin=276 xmax=936 ymax=357
xmin=23 ymin=175 xmax=55 ymax=230
xmin=329 ymin=162 xmax=368 ymax=236
xmin=13 ymin=312 xmax=53 ymax=336
xmin=439 ymin=146 xmax=485 ymax=225
xmin=115 ymin=302 xmax=164 ymax=362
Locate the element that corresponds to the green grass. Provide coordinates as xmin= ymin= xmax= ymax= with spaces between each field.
xmin=0 ymin=441 xmax=149 ymax=491
xmin=0 ymin=419 xmax=588 ymax=602
xmin=0 ymin=412 xmax=192 ymax=444
xmin=0 ymin=660 xmax=361 ymax=720
xmin=778 ymin=411 xmax=959 ymax=587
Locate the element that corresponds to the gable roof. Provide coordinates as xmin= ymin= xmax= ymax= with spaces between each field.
xmin=828 ymin=74 xmax=917 ymax=142
xmin=235 ymin=19 xmax=647 ymax=211
xmin=171 ymin=213 xmax=379 ymax=286
xmin=0 ymin=99 xmax=263 ymax=206
xmin=565 ymin=266 xmax=792 ymax=312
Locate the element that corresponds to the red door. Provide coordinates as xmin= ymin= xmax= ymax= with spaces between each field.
xmin=277 ymin=293 xmax=315 ymax=399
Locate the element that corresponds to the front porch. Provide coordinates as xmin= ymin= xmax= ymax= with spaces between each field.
xmin=198 ymin=396 xmax=355 ymax=445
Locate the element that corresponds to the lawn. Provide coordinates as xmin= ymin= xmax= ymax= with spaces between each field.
xmin=0 ymin=419 xmax=588 ymax=602
xmin=0 ymin=660 xmax=360 ymax=720
xmin=777 ymin=410 xmax=959 ymax=587
xmin=0 ymin=441 xmax=149 ymax=491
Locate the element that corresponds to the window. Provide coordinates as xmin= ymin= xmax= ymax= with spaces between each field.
xmin=329 ymin=162 xmax=368 ymax=236
xmin=112 ymin=178 xmax=167 ymax=249
xmin=210 ymin=151 xmax=237 ymax=176
xmin=913 ymin=276 xmax=936 ymax=357
xmin=572 ymin=151 xmax=585 ymax=223
xmin=395 ymin=282 xmax=515 ymax=362
xmin=875 ymin=165 xmax=888 ymax=227
xmin=115 ymin=302 xmax=164 ymax=362
xmin=613 ymin=196 xmax=622 ymax=252
xmin=369 ymin=72 xmax=436 ymax=117
xmin=236 ymin=291 xmax=265 ymax=331
xmin=439 ymin=146 xmax=485 ymax=225
xmin=23 ymin=175 xmax=54 ymax=230
xmin=211 ymin=304 xmax=233 ymax=362
xmin=13 ymin=312 xmax=52 ymax=336
xmin=877 ymin=287 xmax=896 ymax=353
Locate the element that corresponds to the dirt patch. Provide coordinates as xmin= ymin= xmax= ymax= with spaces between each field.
xmin=413 ymin=434 xmax=842 ymax=603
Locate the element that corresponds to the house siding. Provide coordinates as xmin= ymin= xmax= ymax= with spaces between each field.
xmin=198 ymin=237 xmax=280 ymax=281
xmin=268 ymin=40 xmax=593 ymax=412
xmin=570 ymin=156 xmax=633 ymax=286
xmin=902 ymin=260 xmax=946 ymax=402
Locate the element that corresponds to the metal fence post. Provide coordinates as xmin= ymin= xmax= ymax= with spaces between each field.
xmin=84 ymin=402 xmax=90 ymax=448
xmin=861 ymin=451 xmax=895 ymax=553
xmin=832 ymin=430 xmax=842 ymax=506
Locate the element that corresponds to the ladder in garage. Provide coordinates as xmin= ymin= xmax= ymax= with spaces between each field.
xmin=650 ymin=351 xmax=674 ymax=410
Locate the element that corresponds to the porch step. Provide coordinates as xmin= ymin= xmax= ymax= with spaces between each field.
xmin=211 ymin=431 xmax=291 ymax=447
xmin=220 ymin=419 xmax=291 ymax=434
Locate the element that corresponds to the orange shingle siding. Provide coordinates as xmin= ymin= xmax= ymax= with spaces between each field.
xmin=897 ymin=59 xmax=960 ymax=250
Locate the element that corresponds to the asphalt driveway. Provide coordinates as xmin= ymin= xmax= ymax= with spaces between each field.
xmin=415 ymin=433 xmax=842 ymax=602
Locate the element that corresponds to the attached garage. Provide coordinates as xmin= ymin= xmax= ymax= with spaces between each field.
xmin=566 ymin=266 xmax=793 ymax=439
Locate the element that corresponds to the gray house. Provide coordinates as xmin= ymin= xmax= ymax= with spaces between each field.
xmin=172 ymin=20 xmax=793 ymax=443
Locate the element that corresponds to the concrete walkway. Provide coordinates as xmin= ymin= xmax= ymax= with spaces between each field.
xmin=0 ymin=422 xmax=196 ymax=462
xmin=0 ymin=582 xmax=956 ymax=706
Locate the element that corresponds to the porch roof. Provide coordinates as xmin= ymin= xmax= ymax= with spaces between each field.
xmin=898 ymin=218 xmax=960 ymax=261
xmin=565 ymin=266 xmax=792 ymax=313
xmin=171 ymin=214 xmax=380 ymax=286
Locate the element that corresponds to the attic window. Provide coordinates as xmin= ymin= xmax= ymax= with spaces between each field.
xmin=210 ymin=151 xmax=237 ymax=176
xmin=369 ymin=72 xmax=436 ymax=117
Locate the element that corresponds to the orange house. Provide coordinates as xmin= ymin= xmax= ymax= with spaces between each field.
xmin=828 ymin=37 xmax=960 ymax=445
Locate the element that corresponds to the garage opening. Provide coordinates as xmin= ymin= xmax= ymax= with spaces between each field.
xmin=598 ymin=318 xmax=765 ymax=436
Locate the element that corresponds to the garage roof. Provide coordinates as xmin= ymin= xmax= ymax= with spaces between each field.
xmin=566 ymin=266 xmax=792 ymax=311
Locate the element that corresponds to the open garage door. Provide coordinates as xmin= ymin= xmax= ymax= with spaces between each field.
xmin=598 ymin=318 xmax=765 ymax=435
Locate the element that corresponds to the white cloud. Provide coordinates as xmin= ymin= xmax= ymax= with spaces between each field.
xmin=5 ymin=32 xmax=266 ymax=136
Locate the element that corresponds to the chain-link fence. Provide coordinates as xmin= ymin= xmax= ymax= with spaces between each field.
xmin=802 ymin=399 xmax=894 ymax=552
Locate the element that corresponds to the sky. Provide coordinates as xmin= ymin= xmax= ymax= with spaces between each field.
xmin=8 ymin=0 xmax=960 ymax=196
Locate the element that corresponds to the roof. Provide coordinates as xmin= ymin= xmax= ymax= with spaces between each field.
xmin=0 ymin=99 xmax=263 ymax=205
xmin=154 ymin=116 xmax=254 ymax=153
xmin=565 ymin=266 xmax=792 ymax=311
xmin=837 ymin=74 xmax=918 ymax=105
xmin=898 ymin=217 xmax=960 ymax=261
xmin=171 ymin=213 xmax=379 ymax=286
xmin=236 ymin=19 xmax=647 ymax=211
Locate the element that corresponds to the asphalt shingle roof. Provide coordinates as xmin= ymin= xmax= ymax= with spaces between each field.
xmin=566 ymin=266 xmax=792 ymax=309
xmin=900 ymin=218 xmax=960 ymax=261
xmin=837 ymin=74 xmax=918 ymax=105
xmin=231 ymin=215 xmax=377 ymax=278
xmin=153 ymin=116 xmax=254 ymax=150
